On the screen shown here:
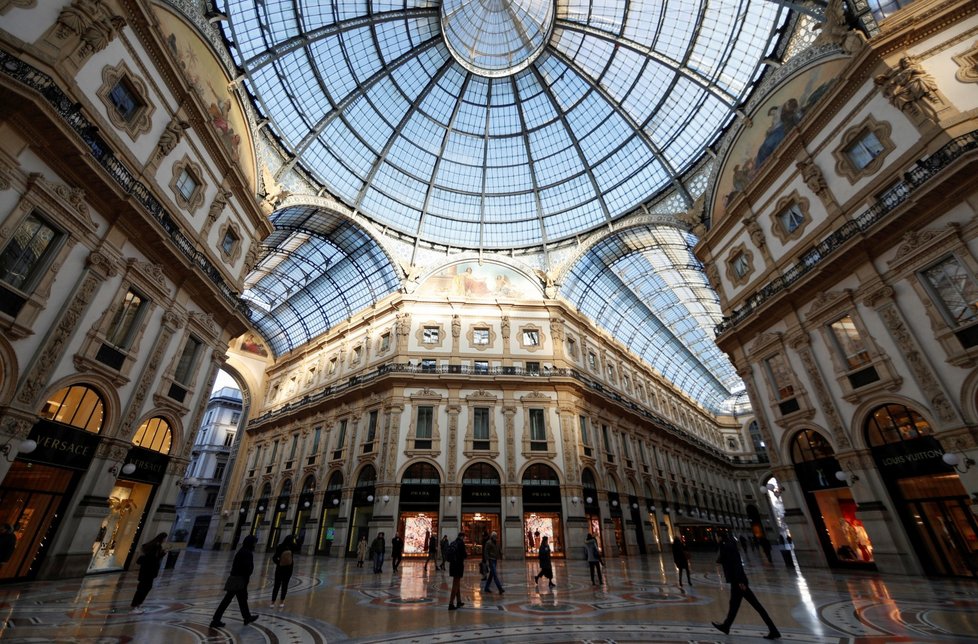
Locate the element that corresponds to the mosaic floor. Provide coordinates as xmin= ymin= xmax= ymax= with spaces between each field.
xmin=0 ymin=547 xmax=977 ymax=643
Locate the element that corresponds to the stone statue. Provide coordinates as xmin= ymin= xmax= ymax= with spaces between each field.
xmin=157 ymin=117 xmax=190 ymax=159
xmin=797 ymin=159 xmax=827 ymax=196
xmin=875 ymin=56 xmax=940 ymax=116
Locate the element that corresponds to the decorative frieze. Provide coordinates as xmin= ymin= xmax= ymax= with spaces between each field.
xmin=791 ymin=334 xmax=850 ymax=449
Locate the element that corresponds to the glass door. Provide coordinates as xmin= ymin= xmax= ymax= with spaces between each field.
xmin=910 ymin=499 xmax=978 ymax=577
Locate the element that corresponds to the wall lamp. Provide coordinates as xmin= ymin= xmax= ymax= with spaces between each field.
xmin=943 ymin=452 xmax=975 ymax=473
xmin=611 ymin=499 xmax=619 ymax=507
xmin=367 ymin=495 xmax=374 ymax=503
xmin=382 ymin=495 xmax=390 ymax=504
xmin=303 ymin=500 xmax=311 ymax=508
xmin=571 ymin=496 xmax=578 ymax=505
xmin=447 ymin=495 xmax=454 ymax=504
xmin=835 ymin=470 xmax=859 ymax=485
xmin=332 ymin=498 xmax=340 ymax=506
xmin=509 ymin=496 xmax=517 ymax=505
xmin=1 ymin=439 xmax=37 ymax=462
xmin=109 ymin=463 xmax=137 ymax=477
xmin=585 ymin=496 xmax=593 ymax=504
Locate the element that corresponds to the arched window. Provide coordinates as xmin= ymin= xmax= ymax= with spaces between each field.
xmin=866 ymin=404 xmax=932 ymax=446
xmin=133 ymin=416 xmax=172 ymax=454
xmin=462 ymin=462 xmax=500 ymax=485
xmin=582 ymin=468 xmax=598 ymax=491
xmin=302 ymin=475 xmax=316 ymax=495
xmin=327 ymin=471 xmax=343 ymax=490
xmin=356 ymin=465 xmax=377 ymax=488
xmin=403 ymin=462 xmax=440 ymax=484
xmin=259 ymin=482 xmax=272 ymax=499
xmin=522 ymin=463 xmax=559 ymax=486
xmin=748 ymin=420 xmax=768 ymax=462
xmin=791 ymin=429 xmax=835 ymax=463
xmin=280 ymin=479 xmax=293 ymax=497
xmin=243 ymin=486 xmax=254 ymax=501
xmin=40 ymin=384 xmax=105 ymax=433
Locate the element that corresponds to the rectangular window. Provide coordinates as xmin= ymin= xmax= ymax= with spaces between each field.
xmin=529 ymin=408 xmax=546 ymax=444
xmin=607 ymin=364 xmax=615 ymax=380
xmin=922 ymin=256 xmax=978 ymax=328
xmin=579 ymin=415 xmax=592 ymax=456
xmin=830 ymin=315 xmax=872 ymax=369
xmin=109 ymin=79 xmax=140 ymax=122
xmin=423 ymin=326 xmax=439 ymax=343
xmin=312 ymin=426 xmax=322 ymax=453
xmin=328 ymin=358 xmax=337 ymax=374
xmin=270 ymin=440 xmax=279 ymax=461
xmin=473 ymin=407 xmax=489 ymax=444
xmin=845 ymin=130 xmax=885 ymax=170
xmin=765 ymin=354 xmax=795 ymax=400
xmin=230 ymin=412 xmax=241 ymax=424
xmin=416 ymin=406 xmax=433 ymax=449
xmin=175 ymin=168 xmax=198 ymax=201
xmin=777 ymin=202 xmax=806 ymax=234
xmin=223 ymin=432 xmax=235 ymax=447
xmin=473 ymin=328 xmax=490 ymax=345
xmin=622 ymin=374 xmax=630 ymax=390
xmin=380 ymin=332 xmax=391 ymax=352
xmin=366 ymin=410 xmax=378 ymax=443
xmin=421 ymin=358 xmax=436 ymax=372
xmin=587 ymin=352 xmax=597 ymax=370
xmin=566 ymin=337 xmax=577 ymax=357
xmin=289 ymin=434 xmax=298 ymax=459
xmin=352 ymin=345 xmax=363 ymax=362
xmin=334 ymin=419 xmax=347 ymax=458
xmin=474 ymin=360 xmax=489 ymax=374
xmin=602 ymin=424 xmax=612 ymax=452
xmin=221 ymin=230 xmax=238 ymax=255
xmin=522 ymin=329 xmax=540 ymax=346
xmin=106 ymin=289 xmax=147 ymax=349
xmin=173 ymin=335 xmax=202 ymax=385
xmin=732 ymin=252 xmax=750 ymax=278
xmin=621 ymin=433 xmax=631 ymax=458
xmin=214 ymin=461 xmax=226 ymax=480
xmin=0 ymin=213 xmax=63 ymax=294
xmin=526 ymin=361 xmax=540 ymax=374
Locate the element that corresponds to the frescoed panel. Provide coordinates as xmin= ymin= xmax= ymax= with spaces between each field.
xmin=417 ymin=261 xmax=541 ymax=300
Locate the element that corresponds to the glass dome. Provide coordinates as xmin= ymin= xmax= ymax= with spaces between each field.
xmin=220 ymin=0 xmax=789 ymax=250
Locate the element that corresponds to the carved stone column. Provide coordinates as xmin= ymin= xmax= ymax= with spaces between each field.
xmin=120 ymin=310 xmax=184 ymax=436
xmin=446 ymin=398 xmax=460 ymax=483
xmin=864 ymin=286 xmax=960 ymax=426
xmin=790 ymin=333 xmax=851 ymax=449
xmin=736 ymin=365 xmax=780 ymax=465
xmin=796 ymin=157 xmax=841 ymax=216
xmin=503 ymin=401 xmax=516 ymax=484
xmin=382 ymin=402 xmax=403 ymax=482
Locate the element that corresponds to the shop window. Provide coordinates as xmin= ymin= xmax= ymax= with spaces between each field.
xmin=473 ymin=327 xmax=490 ymax=345
xmin=791 ymin=429 xmax=835 ymax=463
xmin=40 ymin=384 xmax=105 ymax=433
xmin=529 ymin=408 xmax=547 ymax=450
xmin=415 ymin=406 xmax=433 ymax=449
xmin=920 ymin=256 xmax=978 ymax=348
xmin=0 ymin=212 xmax=65 ymax=316
xmin=473 ymin=407 xmax=490 ymax=450
xmin=133 ymin=417 xmax=172 ymax=454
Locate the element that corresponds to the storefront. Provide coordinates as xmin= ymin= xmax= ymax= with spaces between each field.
xmin=645 ymin=483 xmax=661 ymax=551
xmin=607 ymin=483 xmax=627 ymax=556
xmin=791 ymin=429 xmax=875 ymax=568
xmin=88 ymin=443 xmax=169 ymax=574
xmin=522 ymin=463 xmax=563 ymax=557
xmin=267 ymin=479 xmax=292 ymax=550
xmin=316 ymin=472 xmax=343 ymax=555
xmin=582 ymin=468 xmax=602 ymax=553
xmin=347 ymin=465 xmax=376 ymax=557
xmin=461 ymin=462 xmax=501 ymax=557
xmin=397 ymin=462 xmax=440 ymax=556
xmin=0 ymin=385 xmax=104 ymax=582
xmin=294 ymin=476 xmax=316 ymax=548
xmin=627 ymin=494 xmax=647 ymax=554
xmin=251 ymin=482 xmax=272 ymax=541
xmin=866 ymin=404 xmax=978 ymax=577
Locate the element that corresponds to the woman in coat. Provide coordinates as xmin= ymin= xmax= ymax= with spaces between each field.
xmin=534 ymin=535 xmax=555 ymax=587
xmin=271 ymin=534 xmax=297 ymax=608
xmin=672 ymin=537 xmax=692 ymax=588
xmin=130 ymin=532 xmax=168 ymax=613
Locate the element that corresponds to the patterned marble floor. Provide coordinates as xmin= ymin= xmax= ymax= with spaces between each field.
xmin=1 ymin=547 xmax=977 ymax=643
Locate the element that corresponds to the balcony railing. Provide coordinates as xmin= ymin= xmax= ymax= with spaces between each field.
xmin=715 ymin=130 xmax=978 ymax=337
xmin=251 ymin=361 xmax=736 ymax=461
xmin=0 ymin=50 xmax=250 ymax=317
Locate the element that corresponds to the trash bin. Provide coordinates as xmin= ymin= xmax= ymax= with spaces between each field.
xmin=165 ymin=550 xmax=180 ymax=569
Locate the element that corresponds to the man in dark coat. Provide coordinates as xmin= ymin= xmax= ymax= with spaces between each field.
xmin=210 ymin=535 xmax=260 ymax=628
xmin=369 ymin=532 xmax=386 ymax=573
xmin=712 ymin=531 xmax=780 ymax=640
xmin=448 ymin=533 xmax=467 ymax=610
xmin=130 ymin=532 xmax=168 ymax=613
xmin=391 ymin=533 xmax=404 ymax=573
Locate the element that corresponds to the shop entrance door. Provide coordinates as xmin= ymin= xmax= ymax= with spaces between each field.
xmin=908 ymin=498 xmax=978 ymax=577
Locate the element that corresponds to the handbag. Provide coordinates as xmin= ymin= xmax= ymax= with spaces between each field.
xmin=224 ymin=575 xmax=246 ymax=592
xmin=479 ymin=561 xmax=488 ymax=576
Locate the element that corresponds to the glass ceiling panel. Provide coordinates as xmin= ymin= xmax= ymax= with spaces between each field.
xmin=220 ymin=0 xmax=788 ymax=249
xmin=562 ymin=224 xmax=744 ymax=412
xmin=243 ymin=206 xmax=401 ymax=356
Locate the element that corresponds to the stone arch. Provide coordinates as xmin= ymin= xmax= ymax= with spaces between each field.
xmin=0 ymin=335 xmax=18 ymax=407
xmin=850 ymin=394 xmax=938 ymax=452
xmin=395 ymin=457 xmax=445 ymax=483
xmin=131 ymin=409 xmax=184 ymax=455
xmin=958 ymin=366 xmax=978 ymax=426
xmin=518 ymin=460 xmax=564 ymax=486
xmin=779 ymin=422 xmax=836 ymax=461
xmin=38 ymin=373 xmax=121 ymax=436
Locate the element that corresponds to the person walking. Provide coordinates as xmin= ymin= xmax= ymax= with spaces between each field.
xmin=479 ymin=529 xmax=490 ymax=581
xmin=369 ymin=532 xmax=386 ymax=573
xmin=759 ymin=536 xmax=773 ymax=564
xmin=356 ymin=535 xmax=367 ymax=568
xmin=391 ymin=533 xmax=404 ymax=573
xmin=712 ymin=531 xmax=780 ymax=640
xmin=672 ymin=537 xmax=692 ymax=588
xmin=447 ymin=532 xmax=467 ymax=610
xmin=439 ymin=534 xmax=450 ymax=571
xmin=210 ymin=535 xmax=260 ymax=629
xmin=585 ymin=533 xmax=603 ymax=585
xmin=425 ymin=533 xmax=438 ymax=570
xmin=271 ymin=534 xmax=297 ymax=608
xmin=482 ymin=531 xmax=504 ymax=594
xmin=534 ymin=535 xmax=555 ymax=587
xmin=129 ymin=532 xmax=168 ymax=613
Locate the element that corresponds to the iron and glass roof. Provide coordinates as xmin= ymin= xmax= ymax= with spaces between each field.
xmin=562 ymin=225 xmax=743 ymax=412
xmin=220 ymin=0 xmax=788 ymax=249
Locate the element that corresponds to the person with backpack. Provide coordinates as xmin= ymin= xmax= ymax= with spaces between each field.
xmin=585 ymin=533 xmax=603 ymax=585
xmin=129 ymin=532 xmax=168 ymax=613
xmin=534 ymin=534 xmax=555 ymax=588
xmin=447 ymin=532 xmax=467 ymax=610
xmin=271 ymin=534 xmax=297 ymax=608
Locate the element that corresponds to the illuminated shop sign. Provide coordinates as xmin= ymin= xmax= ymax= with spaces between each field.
xmin=23 ymin=420 xmax=100 ymax=471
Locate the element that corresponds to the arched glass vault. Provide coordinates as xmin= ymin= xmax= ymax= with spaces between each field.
xmin=219 ymin=0 xmax=790 ymax=250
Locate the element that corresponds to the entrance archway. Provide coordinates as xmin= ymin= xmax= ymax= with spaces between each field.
xmin=461 ymin=462 xmax=501 ymax=558
xmin=522 ymin=463 xmax=563 ymax=557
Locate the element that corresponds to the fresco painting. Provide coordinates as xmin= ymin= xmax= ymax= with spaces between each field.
xmin=417 ymin=262 xmax=539 ymax=300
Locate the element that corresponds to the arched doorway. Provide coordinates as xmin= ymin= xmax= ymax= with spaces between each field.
xmin=398 ymin=461 xmax=441 ymax=557
xmin=294 ymin=475 xmax=316 ymax=547
xmin=645 ymin=481 xmax=661 ymax=551
xmin=461 ymin=462 xmax=501 ymax=558
xmin=866 ymin=403 xmax=978 ymax=577
xmin=522 ymin=463 xmax=563 ymax=557
xmin=89 ymin=415 xmax=174 ymax=571
xmin=607 ymin=477 xmax=626 ymax=556
xmin=268 ymin=478 xmax=292 ymax=550
xmin=0 ymin=384 xmax=106 ymax=581
xmin=582 ymin=468 xmax=603 ymax=553
xmin=347 ymin=465 xmax=376 ymax=557
xmin=791 ymin=429 xmax=875 ymax=569
xmin=252 ymin=482 xmax=272 ymax=542
xmin=232 ymin=485 xmax=253 ymax=548
xmin=316 ymin=471 xmax=343 ymax=555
